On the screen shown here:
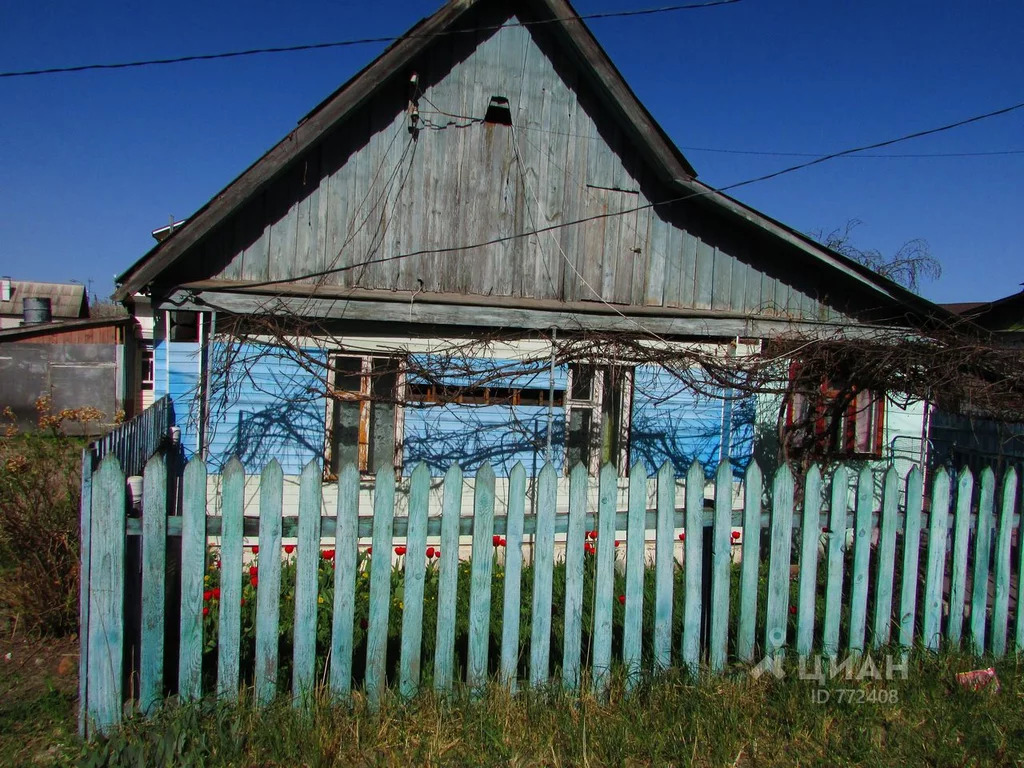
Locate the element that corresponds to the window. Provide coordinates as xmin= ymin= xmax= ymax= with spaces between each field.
xmin=140 ymin=343 xmax=154 ymax=391
xmin=566 ymin=364 xmax=633 ymax=472
xmin=406 ymin=382 xmax=564 ymax=407
xmin=326 ymin=355 xmax=404 ymax=475
xmin=785 ymin=365 xmax=885 ymax=459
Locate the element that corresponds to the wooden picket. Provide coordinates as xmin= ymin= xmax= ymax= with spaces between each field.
xmin=79 ymin=455 xmax=1024 ymax=737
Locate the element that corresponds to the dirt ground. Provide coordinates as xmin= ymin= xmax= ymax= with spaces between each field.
xmin=0 ymin=611 xmax=80 ymax=766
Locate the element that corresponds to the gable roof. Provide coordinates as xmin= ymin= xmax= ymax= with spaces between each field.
xmin=112 ymin=0 xmax=946 ymax=323
xmin=0 ymin=280 xmax=88 ymax=319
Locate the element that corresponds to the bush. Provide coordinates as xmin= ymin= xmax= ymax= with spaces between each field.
xmin=0 ymin=398 xmax=96 ymax=635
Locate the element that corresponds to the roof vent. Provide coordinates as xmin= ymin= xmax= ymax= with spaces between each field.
xmin=1 ymin=277 xmax=10 ymax=303
xmin=484 ymin=96 xmax=512 ymax=126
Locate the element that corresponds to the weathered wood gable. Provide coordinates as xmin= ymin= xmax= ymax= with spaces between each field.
xmin=129 ymin=0 xmax=931 ymax=328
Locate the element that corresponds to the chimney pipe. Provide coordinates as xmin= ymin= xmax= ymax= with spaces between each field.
xmin=0 ymin=277 xmax=10 ymax=303
xmin=22 ymin=297 xmax=52 ymax=325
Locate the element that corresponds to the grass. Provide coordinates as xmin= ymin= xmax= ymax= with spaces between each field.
xmin=65 ymin=650 xmax=1024 ymax=767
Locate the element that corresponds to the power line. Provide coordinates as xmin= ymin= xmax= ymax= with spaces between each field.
xmin=206 ymin=96 xmax=1024 ymax=293
xmin=681 ymin=145 xmax=1024 ymax=159
xmin=0 ymin=0 xmax=741 ymax=79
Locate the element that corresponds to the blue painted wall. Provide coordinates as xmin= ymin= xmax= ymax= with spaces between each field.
xmin=629 ymin=365 xmax=753 ymax=475
xmin=153 ymin=340 xmax=202 ymax=459
xmin=204 ymin=343 xmax=327 ymax=474
xmin=403 ymin=358 xmax=567 ymax=476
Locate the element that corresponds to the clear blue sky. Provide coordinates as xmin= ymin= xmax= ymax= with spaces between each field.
xmin=1 ymin=0 xmax=1021 ymax=304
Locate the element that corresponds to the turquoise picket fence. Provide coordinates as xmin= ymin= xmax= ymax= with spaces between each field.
xmin=79 ymin=455 xmax=1023 ymax=736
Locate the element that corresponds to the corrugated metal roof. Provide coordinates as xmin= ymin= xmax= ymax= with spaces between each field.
xmin=0 ymin=280 xmax=88 ymax=318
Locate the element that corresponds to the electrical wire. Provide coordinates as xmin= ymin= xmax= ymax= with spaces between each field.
xmin=0 ymin=0 xmax=741 ymax=79
xmin=200 ymin=97 xmax=1024 ymax=293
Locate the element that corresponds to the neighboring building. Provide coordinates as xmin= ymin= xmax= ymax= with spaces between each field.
xmin=113 ymin=0 xmax=948 ymax=494
xmin=0 ymin=278 xmax=88 ymax=329
xmin=0 ymin=316 xmax=138 ymax=434
xmin=932 ymin=290 xmax=1024 ymax=473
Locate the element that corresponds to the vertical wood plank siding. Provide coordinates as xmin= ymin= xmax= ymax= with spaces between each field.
xmin=192 ymin=16 xmax=847 ymax=323
xmin=82 ymin=457 xmax=1023 ymax=731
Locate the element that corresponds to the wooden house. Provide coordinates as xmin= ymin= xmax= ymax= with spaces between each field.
xmin=113 ymin=0 xmax=946 ymax=491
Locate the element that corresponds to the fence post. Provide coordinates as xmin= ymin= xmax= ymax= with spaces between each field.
xmin=329 ymin=463 xmax=358 ymax=702
xmin=796 ymin=465 xmax=822 ymax=659
xmin=623 ymin=462 xmax=648 ymax=686
xmin=969 ymin=468 xmax=995 ymax=655
xmin=467 ymin=464 xmax=496 ymax=696
xmin=177 ymin=458 xmax=207 ymax=702
xmin=560 ymin=462 xmax=587 ymax=692
xmin=86 ymin=454 xmax=126 ymax=735
xmin=709 ymin=462 xmax=732 ymax=672
xmin=433 ymin=464 xmax=462 ymax=695
xmin=848 ymin=467 xmax=873 ymax=657
xmin=682 ymin=461 xmax=705 ymax=671
xmin=592 ymin=463 xmax=618 ymax=697
xmin=922 ymin=469 xmax=951 ymax=650
xmin=822 ymin=465 xmax=849 ymax=659
xmin=78 ymin=449 xmax=93 ymax=737
xmin=872 ymin=467 xmax=899 ymax=648
xmin=139 ymin=453 xmax=167 ymax=715
xmin=764 ymin=464 xmax=794 ymax=659
xmin=499 ymin=462 xmax=527 ymax=692
xmin=947 ymin=468 xmax=974 ymax=648
xmin=255 ymin=459 xmax=284 ymax=706
xmin=898 ymin=467 xmax=924 ymax=649
xmin=292 ymin=460 xmax=323 ymax=706
xmin=399 ymin=463 xmax=430 ymax=699
xmin=653 ymin=461 xmax=677 ymax=670
xmin=736 ymin=462 xmax=762 ymax=663
xmin=217 ymin=458 xmax=245 ymax=701
xmin=991 ymin=468 xmax=1017 ymax=657
xmin=365 ymin=469 xmax=395 ymax=709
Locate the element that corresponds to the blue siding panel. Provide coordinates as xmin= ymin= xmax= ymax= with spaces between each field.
xmin=167 ymin=342 xmax=201 ymax=459
xmin=404 ymin=404 xmax=564 ymax=476
xmin=404 ymin=357 xmax=567 ymax=476
xmin=205 ymin=343 xmax=327 ymax=475
xmin=630 ymin=365 xmax=753 ymax=474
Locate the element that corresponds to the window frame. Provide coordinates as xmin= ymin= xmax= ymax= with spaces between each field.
xmin=785 ymin=364 xmax=886 ymax=460
xmin=565 ymin=363 xmax=633 ymax=474
xmin=324 ymin=353 xmax=406 ymax=478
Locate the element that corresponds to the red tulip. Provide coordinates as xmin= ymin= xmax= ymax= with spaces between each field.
xmin=434 ymin=549 xmax=441 ymax=558
xmin=251 ymin=545 xmax=259 ymax=554
xmin=322 ymin=549 xmax=335 ymax=560
xmin=250 ymin=576 xmax=258 ymax=588
xmin=284 ymin=544 xmax=296 ymax=554
xmin=789 ymin=605 xmax=797 ymax=615
xmin=213 ymin=587 xmax=221 ymax=600
xmin=493 ymin=534 xmax=501 ymax=547
xmin=587 ymin=530 xmax=598 ymax=540
xmin=426 ymin=546 xmax=436 ymax=558
xmin=240 ymin=598 xmax=245 ymax=606
xmin=678 ymin=532 xmax=686 ymax=542
xmin=367 ymin=546 xmax=372 ymax=555
xmin=249 ymin=566 xmax=258 ymax=577
xmin=618 ymin=594 xmax=626 ymax=605
xmin=395 ymin=546 xmax=407 ymax=556
xmin=731 ymin=531 xmax=741 ymax=541
xmin=614 ymin=540 xmax=621 ymax=547
xmin=202 ymin=607 xmax=210 ymax=617
xmin=499 ymin=537 xmax=507 ymax=547
xmin=203 ymin=590 xmax=213 ymax=602
xmin=822 ymin=527 xmax=830 ymax=534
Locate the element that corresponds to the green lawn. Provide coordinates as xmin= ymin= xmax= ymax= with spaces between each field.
xmin=59 ymin=650 xmax=1022 ymax=767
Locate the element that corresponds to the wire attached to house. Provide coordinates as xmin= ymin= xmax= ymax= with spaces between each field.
xmin=0 ymin=0 xmax=742 ymax=79
xmin=210 ymin=96 xmax=1024 ymax=294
